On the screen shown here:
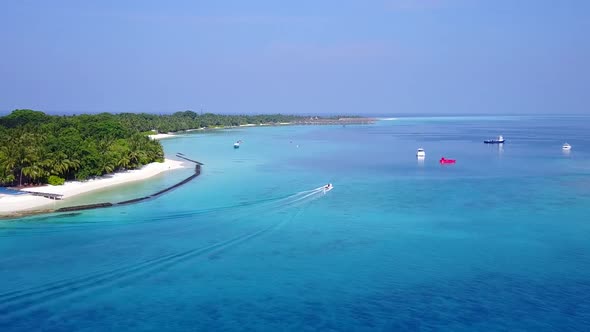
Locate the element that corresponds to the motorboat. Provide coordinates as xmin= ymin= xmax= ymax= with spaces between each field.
xmin=484 ymin=135 xmax=505 ymax=144
xmin=416 ymin=148 xmax=426 ymax=158
xmin=439 ymin=157 xmax=456 ymax=164
xmin=323 ymin=183 xmax=333 ymax=192
xmin=562 ymin=143 xmax=572 ymax=151
xmin=233 ymin=140 xmax=241 ymax=149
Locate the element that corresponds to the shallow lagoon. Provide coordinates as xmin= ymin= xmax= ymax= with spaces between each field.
xmin=1 ymin=116 xmax=589 ymax=331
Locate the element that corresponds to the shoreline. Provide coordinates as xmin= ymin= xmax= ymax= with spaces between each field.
xmin=148 ymin=133 xmax=177 ymax=140
xmin=0 ymin=159 xmax=186 ymax=216
xmin=3 ymin=119 xmax=374 ymax=217
xmin=147 ymin=118 xmax=376 ymax=139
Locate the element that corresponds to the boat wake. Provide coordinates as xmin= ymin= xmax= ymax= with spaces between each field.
xmin=145 ymin=185 xmax=333 ymax=222
xmin=0 ymin=184 xmax=334 ymax=320
xmin=0 ymin=225 xmax=276 ymax=320
xmin=273 ymin=185 xmax=332 ymax=207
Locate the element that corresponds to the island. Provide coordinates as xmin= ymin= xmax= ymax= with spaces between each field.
xmin=0 ymin=109 xmax=372 ymax=216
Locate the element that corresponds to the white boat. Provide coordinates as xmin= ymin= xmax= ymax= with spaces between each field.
xmin=233 ymin=140 xmax=241 ymax=149
xmin=484 ymin=135 xmax=505 ymax=144
xmin=562 ymin=143 xmax=571 ymax=150
xmin=416 ymin=148 xmax=426 ymax=158
xmin=323 ymin=183 xmax=333 ymax=192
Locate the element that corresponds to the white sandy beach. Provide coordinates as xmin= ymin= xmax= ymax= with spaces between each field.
xmin=148 ymin=133 xmax=176 ymax=140
xmin=0 ymin=159 xmax=186 ymax=215
xmin=149 ymin=123 xmax=294 ymax=138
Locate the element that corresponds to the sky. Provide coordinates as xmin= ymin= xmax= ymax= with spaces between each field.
xmin=1 ymin=0 xmax=589 ymax=115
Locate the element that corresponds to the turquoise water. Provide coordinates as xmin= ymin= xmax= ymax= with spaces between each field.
xmin=0 ymin=188 xmax=25 ymax=195
xmin=1 ymin=116 xmax=590 ymax=331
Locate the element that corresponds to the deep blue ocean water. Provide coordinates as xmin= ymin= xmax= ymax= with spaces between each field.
xmin=1 ymin=115 xmax=589 ymax=331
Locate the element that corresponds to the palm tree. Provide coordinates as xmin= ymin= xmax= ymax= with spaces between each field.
xmin=7 ymin=132 xmax=45 ymax=186
xmin=127 ymin=150 xmax=145 ymax=168
xmin=101 ymin=162 xmax=115 ymax=174
xmin=0 ymin=149 xmax=16 ymax=185
xmin=22 ymin=164 xmax=47 ymax=184
xmin=45 ymin=152 xmax=80 ymax=178
xmin=118 ymin=155 xmax=131 ymax=169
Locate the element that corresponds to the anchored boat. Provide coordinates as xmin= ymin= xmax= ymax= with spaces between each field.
xmin=416 ymin=148 xmax=426 ymax=158
xmin=484 ymin=135 xmax=505 ymax=144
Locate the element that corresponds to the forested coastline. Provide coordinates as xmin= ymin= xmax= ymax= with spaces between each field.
xmin=0 ymin=110 xmax=313 ymax=187
xmin=118 ymin=111 xmax=309 ymax=133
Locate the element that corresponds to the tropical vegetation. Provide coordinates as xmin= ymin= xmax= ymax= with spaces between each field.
xmin=0 ymin=109 xmax=311 ymax=187
xmin=117 ymin=111 xmax=308 ymax=133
